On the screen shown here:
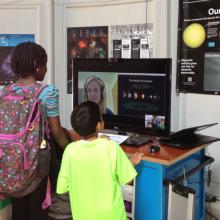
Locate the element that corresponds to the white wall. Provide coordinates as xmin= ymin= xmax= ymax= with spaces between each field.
xmin=54 ymin=0 xmax=174 ymax=128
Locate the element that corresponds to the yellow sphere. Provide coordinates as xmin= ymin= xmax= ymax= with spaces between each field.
xmin=183 ymin=23 xmax=206 ymax=48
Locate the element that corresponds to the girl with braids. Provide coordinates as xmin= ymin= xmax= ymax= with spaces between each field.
xmin=2 ymin=41 xmax=70 ymax=220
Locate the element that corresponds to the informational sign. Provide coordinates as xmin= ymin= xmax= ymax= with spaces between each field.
xmin=67 ymin=26 xmax=108 ymax=93
xmin=131 ymin=39 xmax=140 ymax=59
xmin=177 ymin=0 xmax=220 ymax=95
xmin=122 ymin=39 xmax=131 ymax=58
xmin=113 ymin=39 xmax=122 ymax=58
xmin=109 ymin=23 xmax=153 ymax=59
xmin=0 ymin=34 xmax=35 ymax=85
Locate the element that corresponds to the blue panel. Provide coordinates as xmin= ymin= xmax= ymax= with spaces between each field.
xmin=134 ymin=150 xmax=205 ymax=220
xmin=135 ymin=161 xmax=165 ymax=220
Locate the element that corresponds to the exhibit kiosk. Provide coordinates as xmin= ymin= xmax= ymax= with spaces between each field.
xmin=122 ymin=142 xmax=213 ymax=220
xmin=72 ymin=58 xmax=218 ymax=220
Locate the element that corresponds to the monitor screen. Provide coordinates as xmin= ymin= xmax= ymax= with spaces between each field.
xmin=73 ymin=58 xmax=172 ymax=137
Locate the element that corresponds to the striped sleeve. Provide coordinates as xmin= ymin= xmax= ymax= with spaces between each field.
xmin=39 ymin=85 xmax=60 ymax=117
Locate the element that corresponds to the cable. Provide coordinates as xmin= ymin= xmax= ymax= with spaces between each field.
xmin=146 ymin=0 xmax=148 ymax=24
xmin=209 ymin=201 xmax=212 ymax=220
xmin=205 ymin=148 xmax=213 ymax=187
xmin=207 ymin=170 xmax=212 ymax=187
xmin=183 ymin=167 xmax=187 ymax=186
xmin=180 ymin=162 xmax=210 ymax=185
xmin=206 ymin=148 xmax=212 ymax=169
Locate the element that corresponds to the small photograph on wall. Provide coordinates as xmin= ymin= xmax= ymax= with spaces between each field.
xmin=67 ymin=26 xmax=108 ymax=93
xmin=109 ymin=23 xmax=153 ymax=59
xmin=0 ymin=34 xmax=35 ymax=85
xmin=113 ymin=39 xmax=122 ymax=58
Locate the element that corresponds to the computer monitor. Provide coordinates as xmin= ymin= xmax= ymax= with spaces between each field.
xmin=72 ymin=58 xmax=172 ymax=137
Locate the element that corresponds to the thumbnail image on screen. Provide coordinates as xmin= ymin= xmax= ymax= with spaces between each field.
xmin=78 ymin=71 xmax=117 ymax=115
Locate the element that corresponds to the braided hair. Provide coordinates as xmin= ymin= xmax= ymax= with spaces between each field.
xmin=11 ymin=41 xmax=47 ymax=77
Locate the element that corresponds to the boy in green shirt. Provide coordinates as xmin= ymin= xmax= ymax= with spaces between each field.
xmin=57 ymin=101 xmax=142 ymax=220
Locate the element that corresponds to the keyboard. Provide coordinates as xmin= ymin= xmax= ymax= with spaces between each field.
xmin=122 ymin=134 xmax=152 ymax=147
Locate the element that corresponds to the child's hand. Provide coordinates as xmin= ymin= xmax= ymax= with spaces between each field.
xmin=130 ymin=152 xmax=144 ymax=165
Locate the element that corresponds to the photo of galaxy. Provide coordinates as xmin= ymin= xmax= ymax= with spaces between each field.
xmin=0 ymin=34 xmax=35 ymax=85
xmin=0 ymin=47 xmax=17 ymax=85
xmin=67 ymin=26 xmax=108 ymax=93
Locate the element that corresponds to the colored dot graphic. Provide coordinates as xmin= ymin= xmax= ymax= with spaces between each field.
xmin=183 ymin=23 xmax=206 ymax=48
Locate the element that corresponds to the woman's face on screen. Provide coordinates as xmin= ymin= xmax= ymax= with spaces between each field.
xmin=86 ymin=79 xmax=101 ymax=104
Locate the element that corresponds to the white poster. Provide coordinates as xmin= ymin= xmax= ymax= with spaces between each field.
xmin=109 ymin=23 xmax=153 ymax=58
xmin=113 ymin=39 xmax=122 ymax=58
xmin=140 ymin=39 xmax=150 ymax=58
xmin=122 ymin=39 xmax=131 ymax=58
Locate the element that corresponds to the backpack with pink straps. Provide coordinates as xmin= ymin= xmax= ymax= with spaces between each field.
xmin=0 ymin=83 xmax=51 ymax=207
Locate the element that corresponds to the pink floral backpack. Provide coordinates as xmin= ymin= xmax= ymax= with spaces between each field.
xmin=0 ymin=83 xmax=51 ymax=207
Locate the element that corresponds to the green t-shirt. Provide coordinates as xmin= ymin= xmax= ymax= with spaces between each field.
xmin=56 ymin=138 xmax=137 ymax=220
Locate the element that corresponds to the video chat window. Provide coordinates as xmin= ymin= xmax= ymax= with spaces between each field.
xmin=78 ymin=71 xmax=117 ymax=114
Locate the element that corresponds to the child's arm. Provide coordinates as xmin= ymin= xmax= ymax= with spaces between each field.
xmin=116 ymin=147 xmax=143 ymax=186
xmin=48 ymin=117 xmax=70 ymax=149
xmin=130 ymin=152 xmax=144 ymax=165
xmin=125 ymin=152 xmax=143 ymax=185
